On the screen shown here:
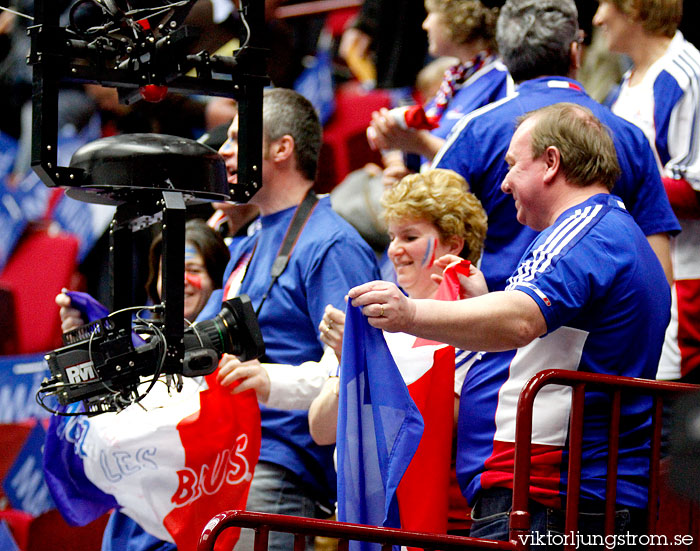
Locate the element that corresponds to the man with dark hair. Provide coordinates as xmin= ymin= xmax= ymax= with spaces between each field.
xmin=349 ymin=102 xmax=670 ymax=545
xmin=214 ymin=87 xmax=381 ymax=551
xmin=432 ymin=0 xmax=679 ymax=294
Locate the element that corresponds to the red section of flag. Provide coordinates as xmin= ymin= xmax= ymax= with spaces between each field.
xmin=163 ymin=374 xmax=261 ymax=551
xmin=397 ymin=345 xmax=455 ymax=541
xmin=397 ymin=261 xmax=467 ymax=545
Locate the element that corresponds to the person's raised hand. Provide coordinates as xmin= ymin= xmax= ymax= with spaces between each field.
xmin=319 ymin=304 xmax=346 ymax=361
xmin=55 ymin=292 xmax=86 ymax=334
xmin=217 ymin=355 xmax=270 ymax=403
xmin=430 ymin=256 xmax=489 ymax=299
xmin=368 ymin=108 xmax=423 ymax=153
xmin=347 ymin=280 xmax=415 ymax=332
xmin=381 ymin=163 xmax=410 ymax=188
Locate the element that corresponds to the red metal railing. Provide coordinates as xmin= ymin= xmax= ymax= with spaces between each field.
xmin=510 ymin=370 xmax=697 ymax=550
xmin=198 ymin=510 xmax=513 ymax=551
xmin=198 ymin=370 xmax=698 ymax=551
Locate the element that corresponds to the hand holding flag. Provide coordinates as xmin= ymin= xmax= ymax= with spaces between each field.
xmin=338 ymin=262 xmax=470 ymax=550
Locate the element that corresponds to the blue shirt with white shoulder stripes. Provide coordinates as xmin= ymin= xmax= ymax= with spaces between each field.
xmin=434 ymin=77 xmax=680 ymax=293
xmin=456 ymin=194 xmax=670 ymax=510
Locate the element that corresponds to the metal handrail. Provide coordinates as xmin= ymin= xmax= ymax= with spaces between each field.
xmin=510 ymin=369 xmax=698 ymax=550
xmin=275 ymin=0 xmax=361 ymax=19
xmin=198 ymin=370 xmax=699 ymax=551
xmin=198 ymin=510 xmax=516 ymax=551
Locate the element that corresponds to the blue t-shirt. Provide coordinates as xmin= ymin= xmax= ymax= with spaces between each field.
xmin=425 ymin=58 xmax=512 ymax=143
xmin=221 ymin=195 xmax=380 ymax=507
xmin=456 ymin=194 xmax=671 ymax=509
xmin=434 ymin=76 xmax=680 ymax=292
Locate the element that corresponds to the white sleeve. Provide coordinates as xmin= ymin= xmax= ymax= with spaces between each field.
xmin=666 ymin=77 xmax=700 ymax=189
xmin=263 ymin=347 xmax=339 ymax=410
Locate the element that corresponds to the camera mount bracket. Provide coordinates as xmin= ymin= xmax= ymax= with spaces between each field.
xmin=29 ymin=0 xmax=268 ymax=204
xmin=29 ymin=0 xmax=269 ymax=378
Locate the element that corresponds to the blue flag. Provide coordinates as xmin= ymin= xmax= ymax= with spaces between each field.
xmin=336 ymin=304 xmax=424 ymax=543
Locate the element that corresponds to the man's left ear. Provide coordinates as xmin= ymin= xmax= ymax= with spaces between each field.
xmin=543 ymin=146 xmax=561 ymax=184
xmin=569 ymin=38 xmax=582 ymax=75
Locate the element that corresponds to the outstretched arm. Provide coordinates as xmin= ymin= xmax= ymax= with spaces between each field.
xmin=347 ymin=280 xmax=547 ymax=351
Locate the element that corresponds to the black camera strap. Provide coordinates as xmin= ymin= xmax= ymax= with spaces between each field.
xmin=255 ymin=188 xmax=319 ymax=318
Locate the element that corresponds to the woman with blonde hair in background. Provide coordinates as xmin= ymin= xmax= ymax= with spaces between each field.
xmin=311 ymin=167 xmax=488 ymax=535
xmin=368 ymin=0 xmax=513 ymax=182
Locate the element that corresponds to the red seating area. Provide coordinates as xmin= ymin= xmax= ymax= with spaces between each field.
xmin=0 ymin=225 xmax=82 ymax=355
xmin=316 ymin=82 xmax=392 ymax=193
xmin=0 ymin=226 xmax=88 ymax=549
xmin=0 ymin=509 xmax=109 ymax=551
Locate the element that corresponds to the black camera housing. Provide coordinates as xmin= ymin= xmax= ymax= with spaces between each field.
xmin=43 ymin=296 xmax=264 ymax=415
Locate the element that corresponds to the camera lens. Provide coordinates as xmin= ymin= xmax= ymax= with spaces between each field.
xmin=183 ymin=295 xmax=265 ymax=376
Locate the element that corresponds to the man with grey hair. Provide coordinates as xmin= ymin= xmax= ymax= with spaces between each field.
xmin=350 ymin=102 xmax=669 ymax=545
xmin=433 ymin=0 xmax=679 ymax=294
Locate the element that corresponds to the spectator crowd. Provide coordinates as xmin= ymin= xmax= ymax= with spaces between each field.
xmin=2 ymin=0 xmax=700 ymax=550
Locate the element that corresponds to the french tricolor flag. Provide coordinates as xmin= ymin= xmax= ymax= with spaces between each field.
xmin=337 ymin=263 xmax=468 ymax=549
xmin=43 ymin=373 xmax=260 ymax=551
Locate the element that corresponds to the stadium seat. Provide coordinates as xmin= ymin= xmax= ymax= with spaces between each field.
xmin=317 ymin=82 xmax=392 ymax=193
xmin=0 ymin=225 xmax=81 ymax=354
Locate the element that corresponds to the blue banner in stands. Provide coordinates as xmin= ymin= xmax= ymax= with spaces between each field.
xmin=294 ymin=31 xmax=335 ymax=125
xmin=5 ymin=116 xmax=114 ymax=265
xmin=3 ymin=422 xmax=55 ymax=516
xmin=0 ymin=354 xmax=52 ymax=423
xmin=0 ymin=185 xmax=28 ymax=273
xmin=0 ymin=132 xmax=27 ymax=272
xmin=50 ymin=117 xmax=116 ymax=261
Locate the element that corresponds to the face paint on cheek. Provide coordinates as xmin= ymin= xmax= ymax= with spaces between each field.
xmin=185 ymin=272 xmax=202 ymax=289
xmin=421 ymin=237 xmax=438 ymax=269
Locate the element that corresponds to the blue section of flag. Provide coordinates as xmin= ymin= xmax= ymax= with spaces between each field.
xmin=336 ymin=305 xmax=423 ymax=547
xmin=0 ymin=520 xmax=20 ymax=551
xmin=43 ymin=409 xmax=119 ymax=526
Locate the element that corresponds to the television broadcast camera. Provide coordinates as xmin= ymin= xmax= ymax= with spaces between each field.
xmin=39 ymin=296 xmax=264 ymax=415
xmin=29 ymin=0 xmax=270 ymax=414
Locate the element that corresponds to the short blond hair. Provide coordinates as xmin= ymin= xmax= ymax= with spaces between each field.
xmin=519 ymin=103 xmax=621 ymax=191
xmin=603 ymin=0 xmax=682 ymax=37
xmin=381 ymin=168 xmax=488 ymax=264
xmin=424 ymin=0 xmax=499 ymax=51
